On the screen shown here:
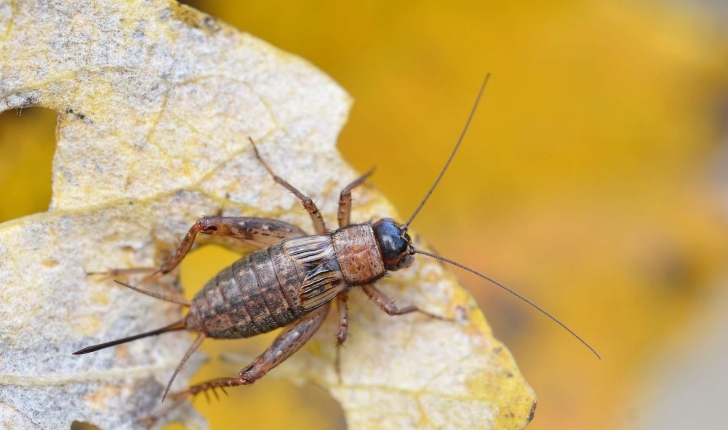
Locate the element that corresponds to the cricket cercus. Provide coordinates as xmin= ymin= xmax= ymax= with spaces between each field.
xmin=75 ymin=74 xmax=599 ymax=417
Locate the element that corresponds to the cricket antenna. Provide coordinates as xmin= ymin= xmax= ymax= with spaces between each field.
xmin=414 ymin=249 xmax=601 ymax=359
xmin=403 ymin=73 xmax=490 ymax=230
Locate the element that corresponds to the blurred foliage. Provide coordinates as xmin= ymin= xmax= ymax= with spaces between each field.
xmin=2 ymin=0 xmax=728 ymax=429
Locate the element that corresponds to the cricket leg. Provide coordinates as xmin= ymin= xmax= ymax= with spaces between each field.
xmin=362 ymin=283 xmax=445 ymax=320
xmin=249 ymin=137 xmax=327 ymax=235
xmin=338 ymin=168 xmax=375 ymax=228
xmin=92 ymin=216 xmax=307 ymax=289
xmin=172 ymin=301 xmax=331 ymax=398
xmin=334 ymin=292 xmax=349 ymax=383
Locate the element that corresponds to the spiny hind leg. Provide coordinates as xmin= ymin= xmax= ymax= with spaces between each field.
xmin=90 ymin=216 xmax=307 ymax=289
xmin=138 ymin=305 xmax=328 ymax=428
xmin=172 ymin=301 xmax=331 ymax=399
xmin=249 ymin=137 xmax=327 ymax=235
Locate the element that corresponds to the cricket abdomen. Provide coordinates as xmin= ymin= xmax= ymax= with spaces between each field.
xmin=189 ymin=244 xmax=306 ymax=339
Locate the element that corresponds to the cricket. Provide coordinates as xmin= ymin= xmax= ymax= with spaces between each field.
xmin=74 ymin=74 xmax=599 ymax=415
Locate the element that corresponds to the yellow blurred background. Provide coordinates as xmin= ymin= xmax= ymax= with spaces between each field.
xmin=3 ymin=1 xmax=728 ymax=429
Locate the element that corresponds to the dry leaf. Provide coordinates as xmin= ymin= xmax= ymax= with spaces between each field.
xmin=0 ymin=0 xmax=535 ymax=429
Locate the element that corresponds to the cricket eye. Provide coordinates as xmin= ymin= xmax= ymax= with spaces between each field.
xmin=373 ymin=218 xmax=411 ymax=271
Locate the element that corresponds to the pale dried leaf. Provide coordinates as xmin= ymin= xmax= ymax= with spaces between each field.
xmin=0 ymin=0 xmax=535 ymax=429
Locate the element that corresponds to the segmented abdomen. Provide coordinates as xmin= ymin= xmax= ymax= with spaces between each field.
xmin=189 ymin=243 xmax=305 ymax=339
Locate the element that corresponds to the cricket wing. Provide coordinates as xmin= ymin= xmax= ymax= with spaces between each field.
xmin=282 ymin=235 xmax=348 ymax=310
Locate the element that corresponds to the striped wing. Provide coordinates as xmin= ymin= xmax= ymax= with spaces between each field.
xmin=282 ymin=235 xmax=347 ymax=310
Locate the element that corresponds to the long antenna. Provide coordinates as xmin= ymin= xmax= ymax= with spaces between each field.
xmin=414 ymin=249 xmax=601 ymax=359
xmin=403 ymin=73 xmax=490 ymax=229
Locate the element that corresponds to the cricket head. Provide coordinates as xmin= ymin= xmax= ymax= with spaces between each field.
xmin=373 ymin=218 xmax=414 ymax=271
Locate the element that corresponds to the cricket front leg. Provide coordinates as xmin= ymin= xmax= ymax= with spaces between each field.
xmin=176 ymin=301 xmax=331 ymax=398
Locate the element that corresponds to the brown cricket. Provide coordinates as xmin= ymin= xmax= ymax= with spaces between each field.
xmin=74 ymin=74 xmax=599 ymax=412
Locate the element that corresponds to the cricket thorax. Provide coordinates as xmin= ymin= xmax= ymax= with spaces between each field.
xmin=332 ymin=224 xmax=387 ymax=285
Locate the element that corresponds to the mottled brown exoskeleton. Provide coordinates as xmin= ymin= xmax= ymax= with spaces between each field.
xmin=75 ymin=75 xmax=598 ymax=416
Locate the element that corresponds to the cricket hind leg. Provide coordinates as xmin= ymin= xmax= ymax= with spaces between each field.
xmin=249 ymin=137 xmax=328 ymax=235
xmin=90 ymin=216 xmax=307 ymax=290
xmin=169 ymin=301 xmax=331 ymax=400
